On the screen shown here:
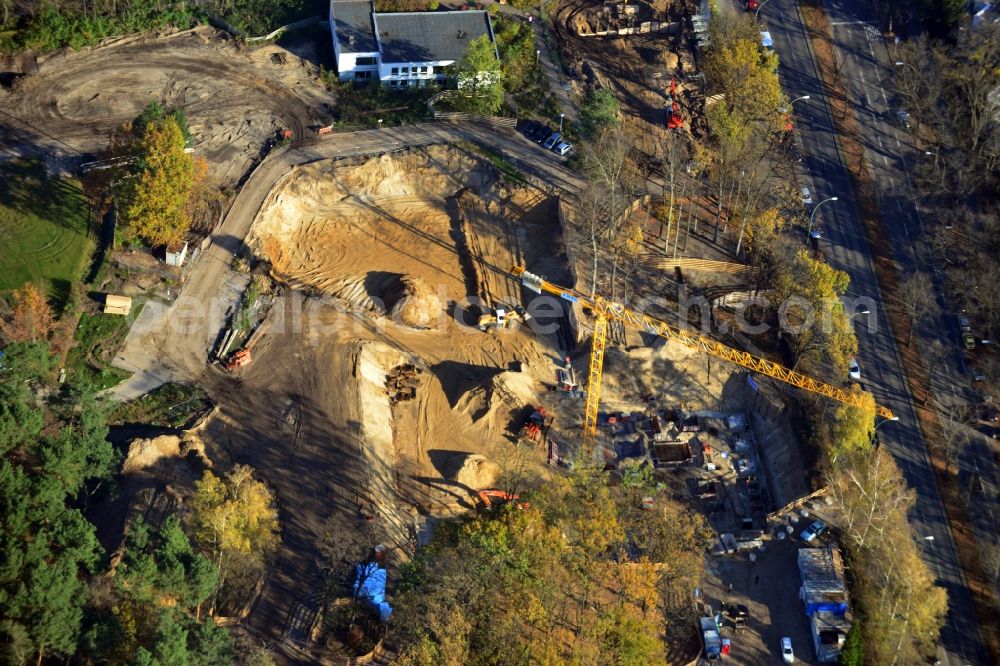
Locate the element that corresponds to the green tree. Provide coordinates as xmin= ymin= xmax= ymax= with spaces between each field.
xmin=771 ymin=249 xmax=855 ymax=375
xmin=581 ymin=88 xmax=621 ymax=138
xmin=117 ymin=116 xmax=199 ymax=249
xmin=838 ymin=621 xmax=863 ymax=666
xmin=451 ymin=35 xmax=503 ymax=115
xmin=188 ymin=619 xmax=234 ymax=664
xmin=190 ymin=465 xmax=279 ymax=615
xmin=492 ymin=16 xmax=535 ymax=93
xmin=120 ymin=516 xmax=218 ymax=610
xmin=151 ymin=612 xmax=189 ymax=666
xmin=823 ymin=388 xmax=876 ymax=463
xmin=0 ymin=344 xmax=114 ymax=662
xmin=705 ymin=12 xmax=784 ymax=129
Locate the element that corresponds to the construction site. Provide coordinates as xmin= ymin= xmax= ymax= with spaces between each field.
xmin=102 ymin=139 xmax=843 ymax=660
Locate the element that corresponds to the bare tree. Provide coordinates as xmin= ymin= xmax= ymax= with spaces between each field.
xmin=934 ymin=401 xmax=972 ymax=474
xmin=899 ymin=271 xmax=935 ymax=346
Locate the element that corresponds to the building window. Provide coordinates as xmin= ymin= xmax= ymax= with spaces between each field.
xmin=354 ymin=71 xmax=372 ymax=80
xmin=356 ymin=56 xmax=376 ymax=66
xmin=401 ymin=66 xmax=409 ymax=75
xmin=419 ymin=66 xmax=428 ymax=75
xmin=391 ymin=67 xmax=399 ymax=75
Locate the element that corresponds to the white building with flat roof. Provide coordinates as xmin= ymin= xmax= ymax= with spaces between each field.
xmin=329 ymin=0 xmax=498 ymax=85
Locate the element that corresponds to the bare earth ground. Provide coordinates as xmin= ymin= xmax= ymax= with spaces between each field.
xmin=0 ymin=26 xmax=328 ymax=183
xmin=118 ymin=146 xmax=743 ymax=661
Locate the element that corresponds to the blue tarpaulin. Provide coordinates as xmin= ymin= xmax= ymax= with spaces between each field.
xmin=353 ymin=562 xmax=393 ymax=622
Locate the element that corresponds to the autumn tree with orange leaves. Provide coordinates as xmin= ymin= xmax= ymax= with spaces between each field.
xmin=1 ymin=282 xmax=54 ymax=343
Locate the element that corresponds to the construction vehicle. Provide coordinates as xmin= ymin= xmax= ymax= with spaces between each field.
xmin=519 ymin=406 xmax=548 ymax=444
xmin=226 ymin=348 xmax=252 ymax=371
xmin=478 ymin=304 xmax=530 ymax=331
xmin=509 ymin=265 xmax=894 ymax=455
xmin=556 ymin=356 xmax=581 ymax=393
xmin=666 ymin=78 xmax=684 ymax=130
xmin=477 ymin=489 xmax=526 ymax=510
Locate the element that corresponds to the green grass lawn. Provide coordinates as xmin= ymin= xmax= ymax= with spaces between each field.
xmin=65 ymin=302 xmax=144 ymax=391
xmin=0 ymin=160 xmax=94 ymax=304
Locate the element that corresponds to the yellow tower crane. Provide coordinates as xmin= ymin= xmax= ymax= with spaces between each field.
xmin=510 ymin=265 xmax=894 ymax=453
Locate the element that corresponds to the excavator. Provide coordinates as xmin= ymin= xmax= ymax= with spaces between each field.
xmin=477 ymin=489 xmax=526 ymax=510
xmin=509 ymin=265 xmax=894 ymax=453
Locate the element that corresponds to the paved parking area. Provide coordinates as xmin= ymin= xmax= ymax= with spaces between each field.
xmin=701 ymin=538 xmax=818 ymax=665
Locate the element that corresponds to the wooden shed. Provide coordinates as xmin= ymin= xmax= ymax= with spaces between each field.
xmin=103 ymin=294 xmax=132 ymax=316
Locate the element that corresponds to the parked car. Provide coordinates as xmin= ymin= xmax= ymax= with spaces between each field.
xmin=801 ymin=186 xmax=813 ymax=207
xmin=800 ymin=520 xmax=827 ymax=543
xmin=896 ymin=110 xmax=912 ymax=129
xmin=542 ymin=132 xmax=562 ymax=150
xmin=519 ymin=120 xmax=541 ymax=139
xmin=849 ymin=359 xmax=861 ymax=381
xmin=535 ymin=127 xmax=554 ymax=144
xmin=781 ymin=636 xmax=795 ymax=663
xmin=971 ymin=366 xmax=986 ymax=382
xmin=533 ymin=124 xmax=553 ymax=142
xmin=977 ymin=424 xmax=1000 ymax=440
xmin=978 ymin=404 xmax=999 ymax=423
xmin=963 ymin=332 xmax=977 ymax=350
xmin=553 ymin=141 xmax=573 ymax=156
xmin=745 ymin=0 xmax=758 ymax=10
xmin=958 ymin=312 xmax=971 ymax=332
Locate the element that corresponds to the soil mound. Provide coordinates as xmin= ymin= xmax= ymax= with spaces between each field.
xmin=122 ymin=433 xmax=209 ymax=475
xmin=443 ymin=453 xmax=500 ymax=489
xmin=388 ymin=276 xmax=442 ymax=329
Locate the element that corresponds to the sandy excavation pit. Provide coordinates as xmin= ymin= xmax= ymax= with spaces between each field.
xmin=250 ymin=145 xmax=554 ymax=330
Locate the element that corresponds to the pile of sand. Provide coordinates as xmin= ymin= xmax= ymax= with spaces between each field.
xmin=389 ymin=276 xmax=442 ymax=329
xmin=443 ymin=453 xmax=501 ymax=489
xmin=122 ymin=433 xmax=210 ymax=475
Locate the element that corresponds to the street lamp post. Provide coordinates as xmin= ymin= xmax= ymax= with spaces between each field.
xmin=559 ymin=113 xmax=565 ymax=133
xmin=807 ymin=196 xmax=838 ymax=241
xmin=754 ymin=0 xmax=774 ymax=23
xmin=870 ymin=414 xmax=900 ymax=447
xmin=790 ymin=95 xmax=811 ymax=105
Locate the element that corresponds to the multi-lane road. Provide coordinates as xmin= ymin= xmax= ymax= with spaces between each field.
xmin=757 ymin=0 xmax=989 ymax=664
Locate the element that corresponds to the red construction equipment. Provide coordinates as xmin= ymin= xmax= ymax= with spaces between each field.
xmin=520 ymin=406 xmax=548 ymax=444
xmin=477 ymin=489 xmax=527 ymax=510
xmin=226 ymin=348 xmax=252 ymax=371
xmin=667 ymin=78 xmax=684 ymax=130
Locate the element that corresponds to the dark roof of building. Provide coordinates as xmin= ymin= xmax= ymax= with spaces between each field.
xmin=331 ymin=0 xmax=378 ymax=54
xmin=374 ymin=10 xmax=495 ymax=64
